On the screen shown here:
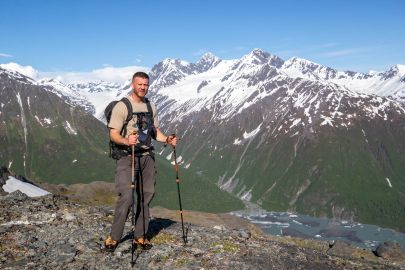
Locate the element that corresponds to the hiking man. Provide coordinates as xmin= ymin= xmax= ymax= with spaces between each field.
xmin=104 ymin=71 xmax=177 ymax=251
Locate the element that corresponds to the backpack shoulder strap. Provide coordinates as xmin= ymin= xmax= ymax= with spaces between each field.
xmin=143 ymin=98 xmax=157 ymax=140
xmin=144 ymin=97 xmax=154 ymax=122
xmin=121 ymin=97 xmax=133 ymax=122
xmin=120 ymin=97 xmax=133 ymax=136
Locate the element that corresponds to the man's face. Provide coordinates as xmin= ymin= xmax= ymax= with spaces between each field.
xmin=131 ymin=77 xmax=149 ymax=99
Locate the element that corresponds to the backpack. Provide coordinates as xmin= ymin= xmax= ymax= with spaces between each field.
xmin=104 ymin=97 xmax=155 ymax=159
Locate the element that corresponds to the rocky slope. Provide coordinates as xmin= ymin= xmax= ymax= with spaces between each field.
xmin=1 ymin=190 xmax=404 ymax=269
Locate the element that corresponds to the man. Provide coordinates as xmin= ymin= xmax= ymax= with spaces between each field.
xmin=104 ymin=71 xmax=177 ymax=251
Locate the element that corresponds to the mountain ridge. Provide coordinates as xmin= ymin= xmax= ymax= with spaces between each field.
xmin=1 ymin=49 xmax=405 ymax=231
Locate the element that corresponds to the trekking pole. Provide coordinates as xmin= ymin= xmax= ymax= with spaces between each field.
xmin=171 ymin=139 xmax=187 ymax=244
xmin=138 ymin=156 xmax=147 ymax=246
xmin=130 ymin=132 xmax=137 ymax=267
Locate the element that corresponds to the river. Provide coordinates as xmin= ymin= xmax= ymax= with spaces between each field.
xmin=231 ymin=204 xmax=405 ymax=250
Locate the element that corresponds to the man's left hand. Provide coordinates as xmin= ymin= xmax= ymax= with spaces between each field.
xmin=166 ymin=135 xmax=177 ymax=147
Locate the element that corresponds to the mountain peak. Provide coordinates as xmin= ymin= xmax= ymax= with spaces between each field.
xmin=285 ymin=57 xmax=323 ymax=68
xmin=243 ymin=48 xmax=270 ymax=64
xmin=391 ymin=64 xmax=405 ymax=76
xmin=196 ymin=52 xmax=221 ymax=72
xmin=200 ymin=52 xmax=218 ymax=61
xmin=250 ymin=48 xmax=267 ymax=56
xmin=241 ymin=49 xmax=284 ymax=68
xmin=161 ymin=58 xmax=190 ymax=68
xmin=381 ymin=64 xmax=405 ymax=80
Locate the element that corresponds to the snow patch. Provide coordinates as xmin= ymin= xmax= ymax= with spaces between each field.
xmin=243 ymin=123 xmax=262 ymax=139
xmin=3 ymin=176 xmax=50 ymax=197
xmin=240 ymin=189 xmax=252 ymax=201
xmin=34 ymin=116 xmax=53 ymax=127
xmin=170 ymin=155 xmax=183 ymax=165
xmin=290 ymin=118 xmax=301 ymax=129
xmin=233 ymin=138 xmax=242 ymax=145
xmin=320 ymin=116 xmax=334 ymax=127
xmin=385 ymin=177 xmax=392 ymax=188
xmin=63 ymin=121 xmax=78 ymax=135
xmin=16 ymin=92 xmax=28 ymax=145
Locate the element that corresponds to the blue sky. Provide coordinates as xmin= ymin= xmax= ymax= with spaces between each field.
xmin=1 ymin=0 xmax=404 ymax=74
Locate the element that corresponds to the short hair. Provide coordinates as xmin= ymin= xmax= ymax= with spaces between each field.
xmin=132 ymin=71 xmax=149 ymax=82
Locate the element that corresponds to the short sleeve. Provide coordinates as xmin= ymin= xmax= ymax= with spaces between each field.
xmin=108 ymin=101 xmax=128 ymax=131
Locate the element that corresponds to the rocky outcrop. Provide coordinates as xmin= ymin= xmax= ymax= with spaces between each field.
xmin=0 ymin=166 xmax=11 ymax=186
xmin=1 ymin=191 xmax=404 ymax=269
xmin=375 ymin=241 xmax=405 ymax=260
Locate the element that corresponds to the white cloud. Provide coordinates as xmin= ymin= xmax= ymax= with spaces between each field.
xmin=0 ymin=53 xmax=13 ymax=58
xmin=0 ymin=62 xmax=150 ymax=83
xmin=0 ymin=62 xmax=39 ymax=78
xmin=41 ymin=66 xmax=150 ymax=83
xmin=40 ymin=65 xmax=150 ymax=83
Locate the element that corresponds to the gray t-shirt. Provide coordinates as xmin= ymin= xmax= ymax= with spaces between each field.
xmin=108 ymin=96 xmax=159 ymax=137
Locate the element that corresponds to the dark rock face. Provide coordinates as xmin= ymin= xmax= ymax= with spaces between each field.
xmin=1 ymin=191 xmax=404 ymax=269
xmin=375 ymin=241 xmax=405 ymax=260
xmin=0 ymin=166 xmax=10 ymax=186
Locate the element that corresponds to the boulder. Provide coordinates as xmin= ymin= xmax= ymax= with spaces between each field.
xmin=375 ymin=241 xmax=405 ymax=260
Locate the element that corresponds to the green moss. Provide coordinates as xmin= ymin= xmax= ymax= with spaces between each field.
xmin=151 ymin=232 xmax=176 ymax=245
xmin=211 ymin=240 xmax=240 ymax=253
xmin=173 ymin=257 xmax=188 ymax=267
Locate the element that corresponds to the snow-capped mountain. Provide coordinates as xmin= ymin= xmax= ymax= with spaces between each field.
xmin=1 ymin=49 xmax=405 ymax=231
xmin=38 ymin=78 xmax=131 ymax=119
xmin=67 ymin=81 xmax=131 ymax=119
xmin=151 ymin=49 xmax=405 ymax=126
xmin=281 ymin=57 xmax=405 ymax=101
xmin=4 ymin=49 xmax=403 ymax=123
xmin=38 ymin=78 xmax=96 ymax=114
xmin=149 ymin=52 xmax=222 ymax=91
xmin=147 ymin=49 xmax=405 ymax=231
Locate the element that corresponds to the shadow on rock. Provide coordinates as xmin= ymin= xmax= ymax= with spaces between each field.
xmin=120 ymin=217 xmax=175 ymax=243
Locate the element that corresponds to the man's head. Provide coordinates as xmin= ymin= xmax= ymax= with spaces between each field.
xmin=132 ymin=71 xmax=149 ymax=82
xmin=131 ymin=72 xmax=150 ymax=101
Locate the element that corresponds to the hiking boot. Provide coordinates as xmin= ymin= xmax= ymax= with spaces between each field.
xmin=104 ymin=235 xmax=118 ymax=252
xmin=134 ymin=237 xmax=153 ymax=250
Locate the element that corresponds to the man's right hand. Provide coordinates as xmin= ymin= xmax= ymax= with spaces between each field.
xmin=127 ymin=133 xmax=138 ymax=146
xmin=110 ymin=128 xmax=138 ymax=146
